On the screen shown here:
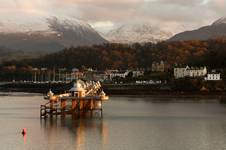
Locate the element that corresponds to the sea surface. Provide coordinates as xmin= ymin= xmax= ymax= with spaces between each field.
xmin=0 ymin=93 xmax=226 ymax=150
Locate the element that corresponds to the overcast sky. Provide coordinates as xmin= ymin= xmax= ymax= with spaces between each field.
xmin=0 ymin=0 xmax=225 ymax=33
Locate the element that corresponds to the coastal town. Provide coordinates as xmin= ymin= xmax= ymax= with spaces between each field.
xmin=0 ymin=60 xmax=224 ymax=94
xmin=2 ymin=61 xmax=221 ymax=83
xmin=2 ymin=1 xmax=226 ymax=150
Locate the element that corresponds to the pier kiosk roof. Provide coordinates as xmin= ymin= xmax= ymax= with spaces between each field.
xmin=69 ymin=81 xmax=85 ymax=92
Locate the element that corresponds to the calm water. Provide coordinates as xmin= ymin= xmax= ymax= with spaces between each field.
xmin=1 ymin=93 xmax=226 ymax=150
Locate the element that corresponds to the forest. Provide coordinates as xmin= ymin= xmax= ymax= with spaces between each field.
xmin=1 ymin=38 xmax=226 ymax=81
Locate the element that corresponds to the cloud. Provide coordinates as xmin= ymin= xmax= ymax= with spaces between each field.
xmin=206 ymin=0 xmax=226 ymax=15
xmin=0 ymin=0 xmax=225 ymax=33
xmin=54 ymin=0 xmax=141 ymax=7
xmin=0 ymin=22 xmax=4 ymax=28
xmin=156 ymin=0 xmax=208 ymax=6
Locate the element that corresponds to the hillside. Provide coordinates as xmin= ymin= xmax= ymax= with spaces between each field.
xmin=2 ymin=38 xmax=226 ymax=70
xmin=170 ymin=17 xmax=226 ymax=41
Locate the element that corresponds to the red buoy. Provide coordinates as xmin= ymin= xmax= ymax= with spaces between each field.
xmin=22 ymin=128 xmax=27 ymax=136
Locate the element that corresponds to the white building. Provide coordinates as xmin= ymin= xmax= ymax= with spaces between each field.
xmin=109 ymin=71 xmax=129 ymax=80
xmin=205 ymin=73 xmax=221 ymax=81
xmin=174 ymin=66 xmax=207 ymax=79
xmin=106 ymin=69 xmax=145 ymax=80
xmin=132 ymin=70 xmax=144 ymax=77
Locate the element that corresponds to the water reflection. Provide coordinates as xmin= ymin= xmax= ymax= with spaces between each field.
xmin=114 ymin=96 xmax=220 ymax=104
xmin=23 ymin=134 xmax=26 ymax=144
xmin=40 ymin=117 xmax=108 ymax=150
xmin=2 ymin=94 xmax=226 ymax=150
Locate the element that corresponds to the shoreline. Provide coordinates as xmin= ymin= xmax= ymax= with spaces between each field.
xmin=0 ymin=82 xmax=225 ymax=99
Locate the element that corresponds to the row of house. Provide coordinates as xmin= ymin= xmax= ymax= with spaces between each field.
xmin=31 ymin=68 xmax=145 ymax=83
xmin=30 ymin=61 xmax=222 ymax=83
xmin=174 ymin=66 xmax=221 ymax=81
xmin=30 ymin=60 xmax=166 ymax=82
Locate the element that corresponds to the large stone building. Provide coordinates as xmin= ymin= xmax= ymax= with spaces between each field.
xmin=152 ymin=61 xmax=165 ymax=72
xmin=174 ymin=66 xmax=207 ymax=79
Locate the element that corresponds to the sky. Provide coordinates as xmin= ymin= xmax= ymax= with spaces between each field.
xmin=0 ymin=0 xmax=225 ymax=33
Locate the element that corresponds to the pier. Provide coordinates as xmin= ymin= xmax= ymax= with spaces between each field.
xmin=40 ymin=80 xmax=109 ymax=119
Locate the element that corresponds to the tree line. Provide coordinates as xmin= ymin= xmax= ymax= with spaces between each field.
xmin=1 ymin=38 xmax=226 ymax=81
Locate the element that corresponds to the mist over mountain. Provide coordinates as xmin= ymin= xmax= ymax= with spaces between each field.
xmin=105 ymin=23 xmax=173 ymax=43
xmin=0 ymin=17 xmax=107 ymax=54
xmin=169 ymin=17 xmax=226 ymax=41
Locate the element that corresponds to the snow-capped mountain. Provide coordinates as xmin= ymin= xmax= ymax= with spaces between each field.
xmin=0 ymin=17 xmax=107 ymax=53
xmin=105 ymin=23 xmax=173 ymax=43
xmin=46 ymin=17 xmax=107 ymax=46
xmin=212 ymin=17 xmax=226 ymax=26
xmin=169 ymin=17 xmax=226 ymax=41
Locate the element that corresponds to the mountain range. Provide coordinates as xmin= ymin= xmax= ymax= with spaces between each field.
xmin=169 ymin=17 xmax=226 ymax=41
xmin=0 ymin=17 xmax=107 ymax=53
xmin=1 ymin=16 xmax=226 ymax=62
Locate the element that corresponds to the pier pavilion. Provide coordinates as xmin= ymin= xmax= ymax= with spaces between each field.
xmin=40 ymin=80 xmax=109 ymax=119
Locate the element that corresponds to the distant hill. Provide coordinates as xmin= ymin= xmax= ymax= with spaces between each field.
xmin=169 ymin=17 xmax=226 ymax=41
xmin=0 ymin=47 xmax=40 ymax=63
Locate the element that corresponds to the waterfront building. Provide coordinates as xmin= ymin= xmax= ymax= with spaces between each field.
xmin=107 ymin=70 xmax=144 ymax=80
xmin=205 ymin=72 xmax=221 ymax=81
xmin=174 ymin=66 xmax=207 ymax=79
xmin=152 ymin=61 xmax=165 ymax=72
xmin=109 ymin=71 xmax=129 ymax=80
